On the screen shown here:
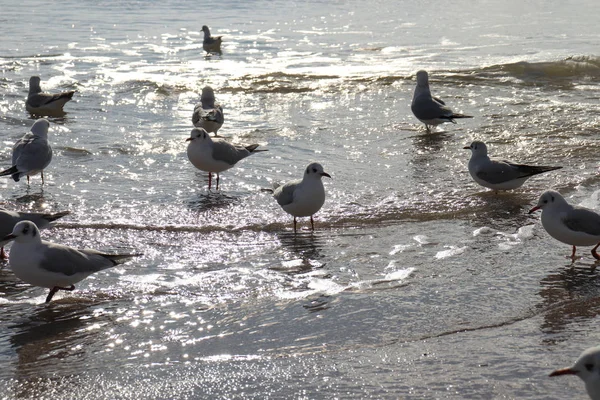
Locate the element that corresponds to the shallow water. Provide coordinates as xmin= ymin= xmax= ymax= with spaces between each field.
xmin=1 ymin=0 xmax=600 ymax=398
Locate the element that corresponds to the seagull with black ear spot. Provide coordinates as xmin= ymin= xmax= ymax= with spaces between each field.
xmin=2 ymin=220 xmax=141 ymax=303
xmin=550 ymin=346 xmax=600 ymax=400
xmin=272 ymin=162 xmax=331 ymax=233
xmin=464 ymin=141 xmax=562 ymax=191
xmin=186 ymin=127 xmax=267 ymax=190
xmin=529 ymin=190 xmax=600 ymax=260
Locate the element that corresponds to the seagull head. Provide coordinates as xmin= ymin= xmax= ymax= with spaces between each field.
xmin=201 ymin=86 xmax=216 ymax=107
xmin=550 ymin=346 xmax=600 ymax=399
xmin=31 ymin=118 xmax=51 ymax=138
xmin=304 ymin=162 xmax=331 ymax=180
xmin=463 ymin=141 xmax=488 ymax=157
xmin=201 ymin=25 xmax=210 ymax=34
xmin=415 ymin=70 xmax=429 ymax=88
xmin=29 ymin=76 xmax=42 ymax=91
xmin=529 ymin=190 xmax=567 ymax=214
xmin=2 ymin=220 xmax=42 ymax=244
xmin=186 ymin=127 xmax=211 ymax=143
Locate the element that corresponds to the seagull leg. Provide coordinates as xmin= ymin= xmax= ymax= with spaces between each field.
xmin=45 ymin=284 xmax=75 ymax=303
xmin=571 ymin=245 xmax=577 ymax=260
xmin=592 ymin=243 xmax=600 ymax=260
xmin=293 ymin=217 xmax=297 ymax=234
xmin=216 ymin=173 xmax=220 ymax=191
xmin=0 ymin=247 xmax=6 ymax=260
xmin=208 ymin=173 xmax=212 ymax=190
xmin=310 ymin=216 xmax=315 ymax=231
xmin=41 ymin=171 xmax=44 ymax=184
xmin=27 ymin=175 xmax=30 ymax=185
xmin=425 ymin=124 xmax=431 ymax=133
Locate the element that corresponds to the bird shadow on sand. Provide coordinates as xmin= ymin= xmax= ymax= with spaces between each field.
xmin=185 ymin=191 xmax=239 ymax=213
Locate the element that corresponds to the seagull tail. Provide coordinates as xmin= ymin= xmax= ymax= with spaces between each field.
xmin=528 ymin=165 xmax=563 ymax=176
xmin=44 ymin=210 xmax=71 ymax=222
xmin=245 ymin=144 xmax=268 ymax=153
xmin=0 ymin=166 xmax=18 ymax=179
xmin=105 ymin=253 xmax=143 ymax=265
xmin=451 ymin=113 xmax=473 ymax=119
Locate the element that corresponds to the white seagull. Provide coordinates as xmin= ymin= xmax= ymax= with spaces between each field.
xmin=0 ymin=118 xmax=53 ymax=184
xmin=201 ymin=25 xmax=222 ymax=54
xmin=2 ymin=220 xmax=141 ymax=303
xmin=411 ymin=70 xmax=472 ymax=132
xmin=192 ymin=86 xmax=224 ymax=136
xmin=273 ymin=162 xmax=331 ymax=233
xmin=26 ymin=76 xmax=75 ymax=116
xmin=0 ymin=209 xmax=70 ymax=259
xmin=464 ymin=141 xmax=562 ymax=191
xmin=550 ymin=346 xmax=600 ymax=400
xmin=186 ymin=127 xmax=266 ymax=190
xmin=529 ymin=190 xmax=600 ymax=260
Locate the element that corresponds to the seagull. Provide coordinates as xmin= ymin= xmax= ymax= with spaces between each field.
xmin=0 ymin=209 xmax=70 ymax=259
xmin=411 ymin=70 xmax=473 ymax=132
xmin=26 ymin=76 xmax=75 ymax=116
xmin=464 ymin=141 xmax=562 ymax=191
xmin=0 ymin=118 xmax=53 ymax=184
xmin=2 ymin=220 xmax=141 ymax=303
xmin=192 ymin=86 xmax=224 ymax=136
xmin=529 ymin=190 xmax=600 ymax=260
xmin=273 ymin=162 xmax=331 ymax=233
xmin=186 ymin=127 xmax=267 ymax=190
xmin=550 ymin=346 xmax=600 ymax=400
xmin=201 ymin=25 xmax=222 ymax=54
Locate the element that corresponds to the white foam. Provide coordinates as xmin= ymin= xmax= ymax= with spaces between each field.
xmin=435 ymin=246 xmax=468 ymax=259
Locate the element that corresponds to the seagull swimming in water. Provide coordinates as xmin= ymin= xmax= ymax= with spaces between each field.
xmin=411 ymin=70 xmax=472 ymax=132
xmin=186 ymin=127 xmax=267 ymax=190
xmin=192 ymin=86 xmax=224 ymax=136
xmin=26 ymin=76 xmax=75 ymax=116
xmin=2 ymin=220 xmax=141 ymax=303
xmin=201 ymin=25 xmax=222 ymax=54
xmin=464 ymin=141 xmax=562 ymax=191
xmin=0 ymin=118 xmax=53 ymax=184
xmin=272 ymin=162 xmax=331 ymax=233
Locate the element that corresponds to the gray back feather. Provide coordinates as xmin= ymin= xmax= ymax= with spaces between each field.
xmin=211 ymin=140 xmax=253 ymax=165
xmin=563 ymin=208 xmax=600 ymax=236
xmin=273 ymin=180 xmax=300 ymax=206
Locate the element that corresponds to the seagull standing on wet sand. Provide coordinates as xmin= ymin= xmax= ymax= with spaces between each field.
xmin=192 ymin=86 xmax=224 ymax=136
xmin=26 ymin=76 xmax=75 ymax=116
xmin=201 ymin=25 xmax=222 ymax=54
xmin=550 ymin=346 xmax=600 ymax=400
xmin=0 ymin=209 xmax=70 ymax=260
xmin=2 ymin=220 xmax=141 ymax=303
xmin=529 ymin=190 xmax=600 ymax=260
xmin=411 ymin=70 xmax=472 ymax=132
xmin=273 ymin=162 xmax=331 ymax=233
xmin=186 ymin=127 xmax=267 ymax=190
xmin=0 ymin=118 xmax=53 ymax=184
xmin=464 ymin=141 xmax=562 ymax=191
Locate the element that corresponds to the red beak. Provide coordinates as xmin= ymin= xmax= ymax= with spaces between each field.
xmin=549 ymin=367 xmax=578 ymax=377
xmin=185 ymin=137 xmax=193 ymax=142
xmin=528 ymin=206 xmax=541 ymax=214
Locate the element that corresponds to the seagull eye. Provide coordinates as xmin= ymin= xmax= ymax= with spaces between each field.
xmin=586 ymin=363 xmax=594 ymax=372
xmin=312 ymin=168 xmax=317 ymax=173
xmin=22 ymin=226 xmax=29 ymax=235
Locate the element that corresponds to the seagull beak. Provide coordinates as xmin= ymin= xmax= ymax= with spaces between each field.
xmin=549 ymin=367 xmax=578 ymax=377
xmin=2 ymin=233 xmax=16 ymax=242
xmin=321 ymin=172 xmax=332 ymax=178
xmin=528 ymin=206 xmax=541 ymax=214
xmin=185 ymin=137 xmax=193 ymax=142
xmin=463 ymin=146 xmax=471 ymax=150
